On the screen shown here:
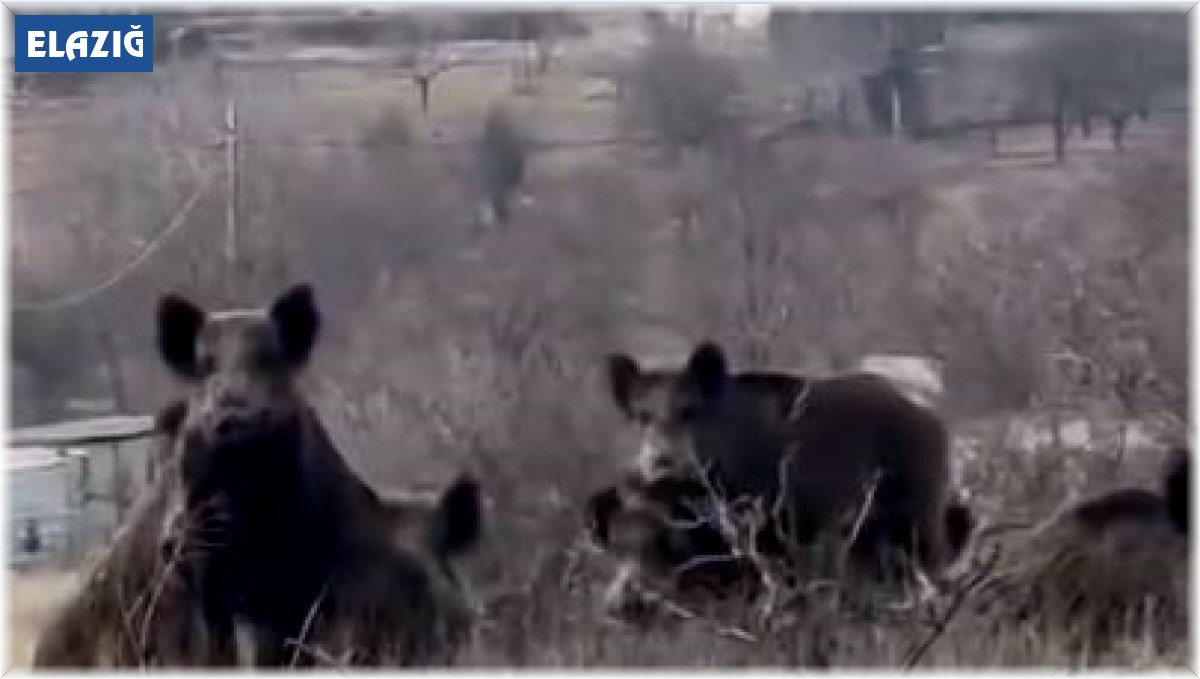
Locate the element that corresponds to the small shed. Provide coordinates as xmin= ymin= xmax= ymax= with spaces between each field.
xmin=8 ymin=415 xmax=156 ymax=569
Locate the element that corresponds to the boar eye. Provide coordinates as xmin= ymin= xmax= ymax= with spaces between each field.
xmin=253 ymin=344 xmax=283 ymax=371
xmin=678 ymin=404 xmax=699 ymax=423
xmin=633 ymin=409 xmax=654 ymax=426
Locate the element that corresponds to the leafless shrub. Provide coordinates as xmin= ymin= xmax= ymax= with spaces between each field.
xmin=11 ymin=297 xmax=104 ymax=423
xmin=1012 ymin=14 xmax=1187 ymax=160
xmin=927 ymin=150 xmax=1187 ymax=421
xmin=10 ymin=28 xmax=1189 ymax=667
xmin=622 ymin=27 xmax=741 ymax=153
xmin=963 ymin=503 xmax=1188 ymax=661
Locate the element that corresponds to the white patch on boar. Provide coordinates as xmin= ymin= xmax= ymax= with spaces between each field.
xmin=858 ymin=354 xmax=944 ymax=409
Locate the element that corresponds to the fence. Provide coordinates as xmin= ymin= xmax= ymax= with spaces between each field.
xmin=8 ymin=415 xmax=156 ymax=570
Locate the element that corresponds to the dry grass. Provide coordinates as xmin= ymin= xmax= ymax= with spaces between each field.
xmin=8 ymin=569 xmax=82 ymax=668
xmin=8 ymin=14 xmax=1190 ymax=668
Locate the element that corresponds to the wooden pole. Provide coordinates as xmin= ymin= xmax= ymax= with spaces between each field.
xmin=111 ymin=441 xmax=125 ymax=524
xmin=224 ymin=97 xmax=239 ymax=274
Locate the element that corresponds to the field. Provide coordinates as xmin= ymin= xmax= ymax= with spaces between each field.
xmin=7 ymin=9 xmax=1190 ymax=669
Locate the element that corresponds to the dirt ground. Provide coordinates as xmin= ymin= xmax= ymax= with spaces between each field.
xmin=7 ymin=569 xmax=80 ymax=668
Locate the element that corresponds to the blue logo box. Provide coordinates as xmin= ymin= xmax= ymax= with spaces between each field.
xmin=15 ymin=14 xmax=154 ymax=73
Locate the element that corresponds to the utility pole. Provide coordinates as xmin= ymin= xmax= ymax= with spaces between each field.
xmin=224 ymin=97 xmax=239 ymax=276
xmin=890 ymin=68 xmax=903 ymax=140
xmin=883 ymin=15 xmax=903 ymax=140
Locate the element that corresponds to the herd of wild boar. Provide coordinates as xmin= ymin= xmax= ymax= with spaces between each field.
xmin=28 ymin=284 xmax=1190 ymax=668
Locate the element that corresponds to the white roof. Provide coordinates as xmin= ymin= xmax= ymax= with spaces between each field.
xmin=8 ymin=446 xmax=84 ymax=472
xmin=9 ymin=415 xmax=154 ymax=448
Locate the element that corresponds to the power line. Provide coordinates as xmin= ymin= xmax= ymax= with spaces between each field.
xmin=13 ymin=171 xmax=217 ymax=314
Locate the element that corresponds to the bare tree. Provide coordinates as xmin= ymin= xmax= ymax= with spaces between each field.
xmin=622 ymin=26 xmax=741 ymax=153
xmin=407 ymin=31 xmax=460 ymax=117
xmin=766 ymin=11 xmax=948 ymax=135
xmin=1016 ymin=14 xmax=1187 ymax=161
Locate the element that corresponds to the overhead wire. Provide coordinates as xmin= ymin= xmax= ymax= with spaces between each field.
xmin=13 ymin=170 xmax=217 ymax=313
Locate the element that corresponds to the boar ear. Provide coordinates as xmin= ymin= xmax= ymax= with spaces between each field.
xmin=425 ymin=475 xmax=481 ymax=562
xmin=586 ymin=486 xmax=624 ymax=549
xmin=158 ymin=294 xmax=206 ymax=379
xmin=684 ymin=341 xmax=729 ymax=402
xmin=270 ymin=283 xmax=321 ymax=368
xmin=606 ymin=353 xmax=642 ymax=418
xmin=1164 ymin=447 xmax=1190 ymax=536
xmin=944 ymin=500 xmax=975 ymax=559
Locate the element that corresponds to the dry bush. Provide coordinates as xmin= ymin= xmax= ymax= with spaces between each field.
xmin=1007 ymin=14 xmax=1187 ymax=159
xmin=986 ymin=512 xmax=1187 ymax=651
xmin=1014 ymin=14 xmax=1187 ymax=118
xmin=635 ymin=135 xmax=944 ymax=372
xmin=926 ymin=151 xmax=1187 ymax=422
xmin=621 ymin=27 xmax=742 ymax=152
xmin=10 ymin=35 xmax=1189 ymax=668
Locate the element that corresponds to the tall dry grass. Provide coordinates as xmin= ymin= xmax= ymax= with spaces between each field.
xmin=9 ymin=31 xmax=1188 ymax=668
